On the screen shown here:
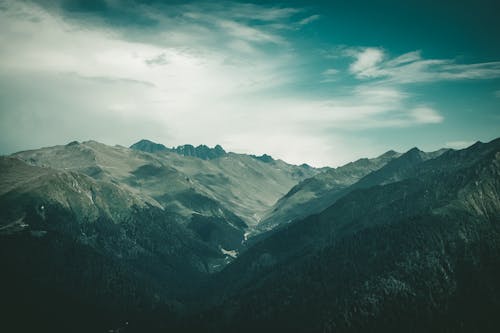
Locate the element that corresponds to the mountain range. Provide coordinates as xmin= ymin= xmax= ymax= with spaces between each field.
xmin=1 ymin=138 xmax=499 ymax=332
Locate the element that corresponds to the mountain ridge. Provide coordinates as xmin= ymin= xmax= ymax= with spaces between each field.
xmin=195 ymin=137 xmax=500 ymax=332
xmin=130 ymin=139 xmax=227 ymax=160
xmin=1 ymin=138 xmax=499 ymax=332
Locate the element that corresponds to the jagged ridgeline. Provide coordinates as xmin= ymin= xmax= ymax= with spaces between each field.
xmin=1 ymin=138 xmax=499 ymax=332
xmin=0 ymin=139 xmax=319 ymax=332
xmin=130 ymin=139 xmax=227 ymax=160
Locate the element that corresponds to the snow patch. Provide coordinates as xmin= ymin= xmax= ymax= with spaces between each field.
xmin=221 ymin=247 xmax=238 ymax=258
xmin=85 ymin=191 xmax=94 ymax=204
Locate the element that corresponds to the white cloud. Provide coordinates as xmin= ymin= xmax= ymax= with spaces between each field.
xmin=0 ymin=0 xmax=450 ymax=167
xmin=345 ymin=48 xmax=500 ymax=83
xmin=299 ymin=14 xmax=320 ymax=25
xmin=349 ymin=48 xmax=385 ymax=78
xmin=323 ymin=69 xmax=339 ymax=75
xmin=386 ymin=50 xmax=422 ymax=66
xmin=410 ymin=107 xmax=444 ymax=124
xmin=321 ymin=68 xmax=339 ymax=82
xmin=204 ymin=3 xmax=300 ymax=22
xmin=216 ymin=19 xmax=285 ymax=44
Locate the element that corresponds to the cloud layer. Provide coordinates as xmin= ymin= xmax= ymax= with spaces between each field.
xmin=0 ymin=0 xmax=499 ymax=166
xmin=346 ymin=47 xmax=500 ymax=83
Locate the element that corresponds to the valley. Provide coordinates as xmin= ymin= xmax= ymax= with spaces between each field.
xmin=1 ymin=138 xmax=499 ymax=332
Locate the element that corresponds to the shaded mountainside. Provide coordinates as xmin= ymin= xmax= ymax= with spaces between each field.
xmin=0 ymin=140 xmax=319 ymax=331
xmin=1 ymin=138 xmax=499 ymax=332
xmin=0 ymin=158 xmax=219 ymax=332
xmin=193 ymin=138 xmax=500 ymax=332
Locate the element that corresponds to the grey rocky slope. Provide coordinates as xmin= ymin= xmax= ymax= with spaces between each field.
xmin=8 ymin=140 xmax=317 ymax=255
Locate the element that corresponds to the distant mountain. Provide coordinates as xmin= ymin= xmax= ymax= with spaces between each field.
xmin=255 ymin=148 xmax=450 ymax=237
xmin=250 ymin=153 xmax=274 ymax=163
xmin=255 ymin=150 xmax=401 ymax=235
xmin=196 ymin=138 xmax=500 ymax=332
xmin=0 ymin=140 xmax=319 ymax=331
xmin=348 ymin=146 xmax=448 ymax=188
xmin=130 ymin=139 xmax=227 ymax=160
xmin=171 ymin=144 xmax=226 ymax=160
xmin=14 ymin=140 xmax=318 ymax=228
xmin=2 ymin=138 xmax=499 ymax=332
xmin=129 ymin=139 xmax=169 ymax=153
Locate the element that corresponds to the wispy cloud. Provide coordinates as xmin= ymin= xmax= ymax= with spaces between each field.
xmin=298 ymin=14 xmax=320 ymax=25
xmin=0 ymin=0 xmax=315 ymax=161
xmin=345 ymin=47 xmax=500 ymax=83
xmin=1 ymin=0 xmax=491 ymax=167
xmin=409 ymin=107 xmax=443 ymax=124
xmin=215 ymin=19 xmax=285 ymax=44
xmin=321 ymin=68 xmax=339 ymax=82
xmin=192 ymin=3 xmax=301 ymax=22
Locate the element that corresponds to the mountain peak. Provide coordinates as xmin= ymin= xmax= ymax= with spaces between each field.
xmin=130 ymin=140 xmax=227 ymax=159
xmin=251 ymin=153 xmax=274 ymax=163
xmin=66 ymin=140 xmax=80 ymax=146
xmin=398 ymin=147 xmax=427 ymax=163
xmin=379 ymin=149 xmax=399 ymax=158
xmin=130 ymin=139 xmax=168 ymax=153
xmin=407 ymin=146 xmax=423 ymax=153
xmin=172 ymin=144 xmax=226 ymax=160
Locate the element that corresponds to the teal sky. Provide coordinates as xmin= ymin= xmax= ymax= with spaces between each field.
xmin=0 ymin=0 xmax=499 ymax=166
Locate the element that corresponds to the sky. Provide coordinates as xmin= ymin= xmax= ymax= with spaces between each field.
xmin=0 ymin=0 xmax=499 ymax=167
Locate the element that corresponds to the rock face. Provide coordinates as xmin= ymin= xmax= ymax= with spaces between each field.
xmin=130 ymin=139 xmax=227 ymax=160
xmin=129 ymin=139 xmax=169 ymax=153
xmin=170 ymin=144 xmax=227 ymax=160
xmin=1 ymin=138 xmax=499 ymax=332
xmin=250 ymin=153 xmax=274 ymax=163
